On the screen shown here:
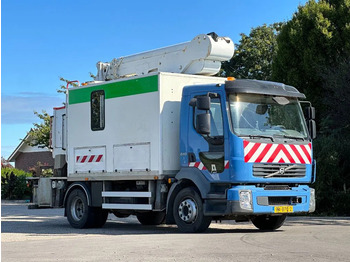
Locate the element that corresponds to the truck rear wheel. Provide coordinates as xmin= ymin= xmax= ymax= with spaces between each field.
xmin=251 ymin=214 xmax=287 ymax=230
xmin=136 ymin=211 xmax=166 ymax=225
xmin=66 ymin=188 xmax=107 ymax=228
xmin=173 ymin=187 xmax=211 ymax=233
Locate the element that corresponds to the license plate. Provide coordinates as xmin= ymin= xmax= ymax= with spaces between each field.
xmin=274 ymin=206 xmax=293 ymax=213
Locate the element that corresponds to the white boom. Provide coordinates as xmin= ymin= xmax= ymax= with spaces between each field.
xmin=95 ymin=33 xmax=234 ymax=81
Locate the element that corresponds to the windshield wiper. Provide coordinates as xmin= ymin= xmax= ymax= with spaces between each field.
xmin=240 ymin=135 xmax=275 ymax=142
xmin=280 ymin=135 xmax=305 ymax=141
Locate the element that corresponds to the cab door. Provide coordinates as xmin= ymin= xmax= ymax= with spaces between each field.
xmin=187 ymin=92 xmax=227 ymax=174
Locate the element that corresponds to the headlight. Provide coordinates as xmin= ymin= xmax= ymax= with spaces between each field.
xmin=239 ymin=190 xmax=252 ymax=210
xmin=309 ymin=188 xmax=316 ymax=212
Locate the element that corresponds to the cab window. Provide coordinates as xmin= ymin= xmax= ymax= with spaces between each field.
xmin=194 ymin=96 xmax=223 ymax=136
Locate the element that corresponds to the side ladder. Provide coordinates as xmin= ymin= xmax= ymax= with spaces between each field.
xmin=101 ymin=181 xmax=154 ymax=211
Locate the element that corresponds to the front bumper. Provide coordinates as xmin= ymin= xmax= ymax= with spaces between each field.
xmin=203 ymin=185 xmax=315 ymax=216
xmin=228 ymin=185 xmax=314 ymax=214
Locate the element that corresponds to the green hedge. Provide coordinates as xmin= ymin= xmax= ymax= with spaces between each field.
xmin=1 ymin=168 xmax=32 ymax=200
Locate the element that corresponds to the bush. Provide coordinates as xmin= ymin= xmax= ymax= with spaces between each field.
xmin=313 ymin=133 xmax=350 ymax=216
xmin=334 ymin=192 xmax=350 ymax=216
xmin=1 ymin=168 xmax=32 ymax=200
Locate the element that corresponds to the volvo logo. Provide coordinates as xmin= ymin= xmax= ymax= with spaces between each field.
xmin=279 ymin=167 xmax=286 ymax=175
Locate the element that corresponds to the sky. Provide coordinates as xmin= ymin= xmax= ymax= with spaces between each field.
xmin=1 ymin=0 xmax=308 ymax=159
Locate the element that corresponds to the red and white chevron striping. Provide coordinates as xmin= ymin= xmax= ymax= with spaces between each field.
xmin=189 ymin=160 xmax=230 ymax=170
xmin=76 ymin=155 xmax=103 ymax=163
xmin=243 ymin=140 xmax=312 ymax=164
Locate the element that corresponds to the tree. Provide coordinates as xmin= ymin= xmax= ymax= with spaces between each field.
xmin=316 ymin=58 xmax=350 ymax=215
xmin=26 ymin=77 xmax=79 ymax=148
xmin=272 ymin=0 xmax=350 ymax=215
xmin=272 ymin=0 xmax=350 ymax=116
xmin=222 ymin=23 xmax=282 ymax=80
xmin=27 ymin=111 xmax=51 ymax=148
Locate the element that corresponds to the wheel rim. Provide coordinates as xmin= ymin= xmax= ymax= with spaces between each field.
xmin=71 ymin=197 xmax=85 ymax=221
xmin=178 ymin=198 xmax=198 ymax=223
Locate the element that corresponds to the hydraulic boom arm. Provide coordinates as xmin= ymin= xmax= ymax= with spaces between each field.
xmin=95 ymin=33 xmax=234 ymax=81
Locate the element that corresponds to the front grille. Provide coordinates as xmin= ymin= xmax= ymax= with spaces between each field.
xmin=253 ymin=163 xmax=306 ymax=178
xmin=268 ymin=197 xmax=291 ymax=205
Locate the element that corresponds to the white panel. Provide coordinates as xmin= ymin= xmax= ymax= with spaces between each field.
xmin=52 ymin=107 xmax=66 ymax=157
xmin=55 ymin=114 xmax=63 ymax=147
xmin=62 ymin=114 xmax=67 ymax=150
xmin=74 ymin=146 xmax=106 ymax=173
xmin=102 ymin=191 xmax=152 ymax=197
xmin=102 ymin=203 xmax=152 ymax=210
xmin=114 ymin=143 xmax=150 ymax=171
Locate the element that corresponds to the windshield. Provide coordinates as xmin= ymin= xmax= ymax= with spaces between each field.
xmin=229 ymin=94 xmax=308 ymax=140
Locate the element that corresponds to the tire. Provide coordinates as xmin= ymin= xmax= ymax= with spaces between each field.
xmin=92 ymin=208 xmax=108 ymax=228
xmin=173 ymin=187 xmax=211 ymax=233
xmin=66 ymin=188 xmax=108 ymax=228
xmin=251 ymin=214 xmax=287 ymax=230
xmin=136 ymin=211 xmax=166 ymax=225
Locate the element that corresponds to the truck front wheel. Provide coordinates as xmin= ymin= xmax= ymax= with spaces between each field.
xmin=66 ymin=188 xmax=107 ymax=228
xmin=173 ymin=187 xmax=211 ymax=233
xmin=251 ymin=214 xmax=287 ymax=230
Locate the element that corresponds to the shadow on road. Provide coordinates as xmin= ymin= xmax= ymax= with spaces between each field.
xmin=1 ymin=218 xmax=265 ymax=236
xmin=2 ymin=202 xmax=349 ymax=237
xmin=1 ymin=203 xmax=265 ymax=236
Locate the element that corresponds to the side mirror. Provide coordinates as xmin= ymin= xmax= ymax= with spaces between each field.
xmin=308 ymin=120 xmax=316 ymax=139
xmin=189 ymin=98 xmax=197 ymax=107
xmin=256 ymin=104 xmax=268 ymax=115
xmin=306 ymin=107 xmax=315 ymax=120
xmin=196 ymin=96 xmax=211 ymax=111
xmin=196 ymin=113 xmax=210 ymax=135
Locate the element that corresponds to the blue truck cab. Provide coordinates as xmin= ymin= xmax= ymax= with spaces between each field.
xmin=169 ymin=78 xmax=316 ymax=232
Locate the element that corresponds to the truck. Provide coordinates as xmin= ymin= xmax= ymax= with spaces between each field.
xmin=43 ymin=33 xmax=317 ymax=233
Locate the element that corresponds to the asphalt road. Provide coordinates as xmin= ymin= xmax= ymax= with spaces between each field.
xmin=2 ymin=201 xmax=350 ymax=262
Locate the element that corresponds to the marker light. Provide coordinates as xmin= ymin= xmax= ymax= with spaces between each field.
xmin=227 ymin=77 xmax=236 ymax=81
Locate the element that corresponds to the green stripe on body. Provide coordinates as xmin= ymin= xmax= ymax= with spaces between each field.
xmin=69 ymin=75 xmax=158 ymax=104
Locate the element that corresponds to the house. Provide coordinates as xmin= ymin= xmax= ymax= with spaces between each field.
xmin=7 ymin=133 xmax=54 ymax=172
